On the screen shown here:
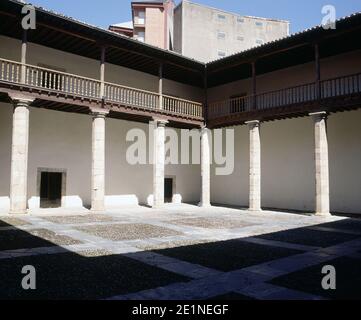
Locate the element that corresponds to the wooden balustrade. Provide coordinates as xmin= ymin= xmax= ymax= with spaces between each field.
xmin=4 ymin=56 xmax=359 ymax=122
xmin=25 ymin=64 xmax=101 ymax=98
xmin=208 ymin=72 xmax=361 ymax=120
xmin=0 ymin=58 xmax=203 ymax=119
xmin=0 ymin=59 xmax=21 ymax=83
xmin=321 ymin=73 xmax=361 ymax=99
xmin=163 ymin=95 xmax=203 ymax=118
xmin=256 ymin=82 xmax=316 ymax=110
xmin=104 ymin=82 xmax=159 ymax=110
xmin=208 ymin=95 xmax=253 ymax=119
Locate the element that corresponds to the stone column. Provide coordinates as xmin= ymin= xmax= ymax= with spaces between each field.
xmin=152 ymin=119 xmax=168 ymax=208
xmin=310 ymin=111 xmax=330 ymax=216
xmin=91 ymin=109 xmax=109 ymax=212
xmin=9 ymin=97 xmax=33 ymax=214
xmin=199 ymin=126 xmax=211 ymax=207
xmin=246 ymin=120 xmax=261 ymax=211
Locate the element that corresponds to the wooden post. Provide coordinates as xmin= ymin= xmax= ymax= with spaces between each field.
xmin=21 ymin=30 xmax=27 ymax=84
xmin=159 ymin=63 xmax=163 ymax=110
xmin=204 ymin=66 xmax=208 ymax=121
xmin=100 ymin=46 xmax=106 ymax=99
xmin=252 ymin=61 xmax=257 ymax=110
xmin=315 ymin=43 xmax=321 ymax=101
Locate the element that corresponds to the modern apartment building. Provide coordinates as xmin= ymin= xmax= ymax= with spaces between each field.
xmin=0 ymin=0 xmax=361 ymax=216
xmin=174 ymin=1 xmax=290 ymax=62
xmin=110 ymin=1 xmax=289 ymax=62
xmin=110 ymin=0 xmax=175 ymax=50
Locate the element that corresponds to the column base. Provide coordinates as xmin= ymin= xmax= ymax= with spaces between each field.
xmin=248 ymin=207 xmax=262 ymax=212
xmin=90 ymin=208 xmax=106 ymax=214
xmin=9 ymin=209 xmax=28 ymax=215
xmin=198 ymin=202 xmax=211 ymax=208
xmin=314 ymin=212 xmax=332 ymax=217
xmin=152 ymin=204 xmax=165 ymax=210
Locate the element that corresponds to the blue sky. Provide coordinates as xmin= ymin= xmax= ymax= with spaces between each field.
xmin=28 ymin=0 xmax=361 ymax=34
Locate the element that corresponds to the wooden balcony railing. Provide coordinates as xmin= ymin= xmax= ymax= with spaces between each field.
xmin=163 ymin=95 xmax=203 ymax=118
xmin=26 ymin=64 xmax=101 ymax=99
xmin=0 ymin=59 xmax=21 ymax=83
xmin=0 ymin=58 xmax=203 ymax=119
xmin=209 ymin=72 xmax=361 ymax=120
xmin=104 ymin=82 xmax=159 ymax=110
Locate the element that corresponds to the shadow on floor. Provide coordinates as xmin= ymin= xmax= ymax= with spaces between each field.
xmin=0 ymin=217 xmax=360 ymax=300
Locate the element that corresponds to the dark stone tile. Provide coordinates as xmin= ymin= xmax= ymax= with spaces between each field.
xmin=153 ymin=239 xmax=302 ymax=272
xmin=208 ymin=292 xmax=255 ymax=300
xmin=318 ymin=219 xmax=361 ymax=233
xmin=269 ymin=257 xmax=361 ymax=300
xmin=0 ymin=229 xmax=81 ymax=251
xmin=256 ymin=228 xmax=360 ymax=248
xmin=0 ymin=250 xmax=190 ymax=300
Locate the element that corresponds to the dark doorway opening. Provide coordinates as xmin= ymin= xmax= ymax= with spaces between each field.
xmin=164 ymin=178 xmax=173 ymax=203
xmin=40 ymin=172 xmax=62 ymax=208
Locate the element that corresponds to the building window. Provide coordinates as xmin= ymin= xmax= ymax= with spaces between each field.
xmin=218 ymin=51 xmax=226 ymax=58
xmin=217 ymin=31 xmax=226 ymax=40
xmin=237 ymin=36 xmax=244 ymax=41
xmin=237 ymin=17 xmax=244 ymax=23
xmin=137 ymin=11 xmax=145 ymax=25
xmin=218 ymin=14 xmax=226 ymax=21
xmin=256 ymin=39 xmax=264 ymax=45
xmin=137 ymin=31 xmax=145 ymax=42
xmin=255 ymin=21 xmax=263 ymax=27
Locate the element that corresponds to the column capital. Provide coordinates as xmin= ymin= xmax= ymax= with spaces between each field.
xmin=152 ymin=118 xmax=168 ymax=127
xmin=96 ymin=42 xmax=109 ymax=50
xmin=245 ymin=120 xmax=260 ymax=127
xmin=200 ymin=125 xmax=210 ymax=131
xmin=8 ymin=93 xmax=34 ymax=106
xmin=309 ymin=111 xmax=328 ymax=120
xmin=90 ymin=108 xmax=109 ymax=118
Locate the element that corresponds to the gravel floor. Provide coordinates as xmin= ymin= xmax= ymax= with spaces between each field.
xmin=0 ymin=205 xmax=359 ymax=300
xmin=75 ymin=223 xmax=183 ymax=241
xmin=0 ymin=228 xmax=81 ymax=251
xmin=0 ymin=218 xmax=30 ymax=228
xmin=168 ymin=217 xmax=256 ymax=229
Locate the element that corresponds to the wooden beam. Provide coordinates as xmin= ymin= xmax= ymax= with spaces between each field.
xmin=204 ymin=65 xmax=208 ymax=122
xmin=208 ymin=25 xmax=361 ymax=75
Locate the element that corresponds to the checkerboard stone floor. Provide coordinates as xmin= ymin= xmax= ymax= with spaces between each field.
xmin=0 ymin=204 xmax=360 ymax=300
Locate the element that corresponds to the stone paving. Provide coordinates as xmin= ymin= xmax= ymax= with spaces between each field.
xmin=0 ymin=204 xmax=360 ymax=300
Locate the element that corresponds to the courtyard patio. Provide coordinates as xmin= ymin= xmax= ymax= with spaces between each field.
xmin=0 ymin=204 xmax=360 ymax=300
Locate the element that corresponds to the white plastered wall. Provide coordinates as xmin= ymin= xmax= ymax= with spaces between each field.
xmin=0 ymin=102 xmax=201 ymax=211
xmin=210 ymin=110 xmax=361 ymax=214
